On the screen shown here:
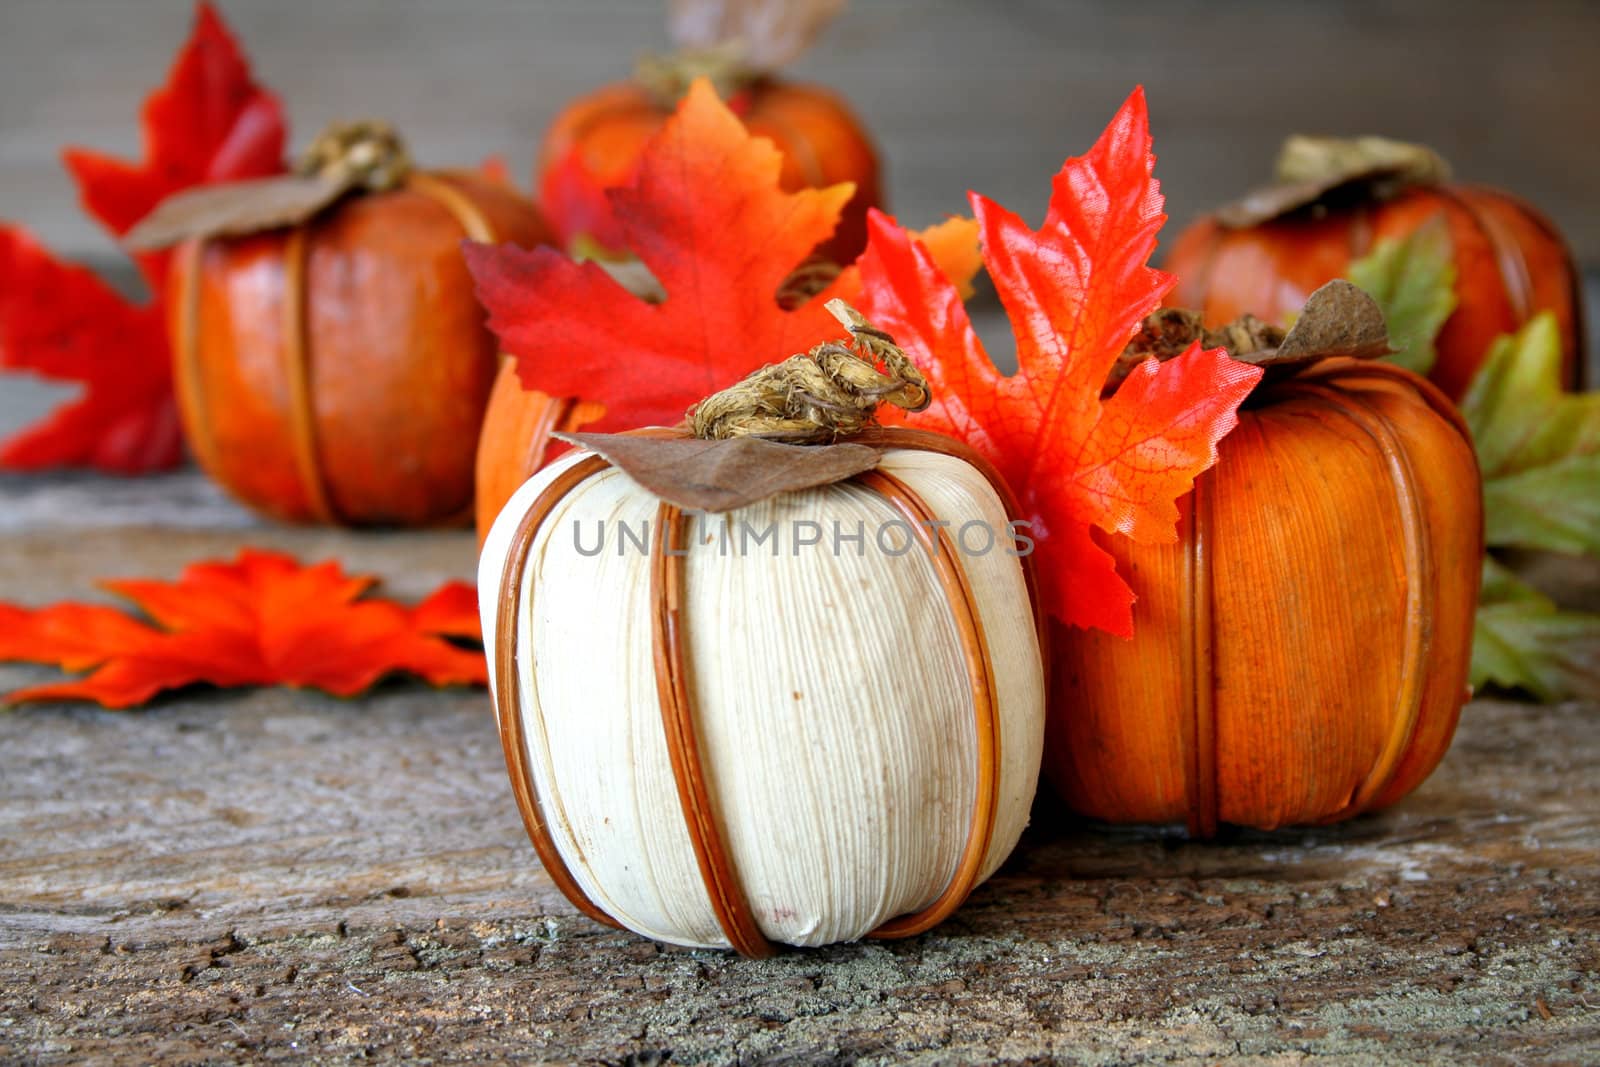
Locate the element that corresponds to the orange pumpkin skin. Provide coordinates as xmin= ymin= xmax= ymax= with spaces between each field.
xmin=1166 ymin=186 xmax=1586 ymax=400
xmin=169 ymin=173 xmax=554 ymax=526
xmin=538 ymin=79 xmax=881 ymax=264
xmin=1048 ymin=361 xmax=1482 ymax=834
xmin=473 ymin=364 xmax=604 ymax=543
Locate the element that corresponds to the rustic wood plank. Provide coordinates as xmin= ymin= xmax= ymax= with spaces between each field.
xmin=1 ymin=478 xmax=1597 ymax=1063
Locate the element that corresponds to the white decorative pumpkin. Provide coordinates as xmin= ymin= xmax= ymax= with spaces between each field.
xmin=478 ymin=427 xmax=1046 ymax=953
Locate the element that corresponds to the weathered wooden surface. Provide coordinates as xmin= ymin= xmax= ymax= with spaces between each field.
xmin=1 ymin=473 xmax=1598 ymax=1064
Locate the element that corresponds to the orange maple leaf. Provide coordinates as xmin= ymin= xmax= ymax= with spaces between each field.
xmin=0 ymin=550 xmax=485 ymax=708
xmin=464 ymin=77 xmax=978 ymax=433
xmin=857 ymin=88 xmax=1263 ymax=637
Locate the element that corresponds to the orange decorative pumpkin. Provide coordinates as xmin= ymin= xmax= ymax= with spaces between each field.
xmin=537 ymin=2 xmax=881 ymax=265
xmin=474 ymin=371 xmax=604 ymax=541
xmin=149 ymin=124 xmax=554 ymax=526
xmin=1166 ymin=136 xmax=1585 ymax=400
xmin=1050 ymin=351 xmax=1483 ymax=835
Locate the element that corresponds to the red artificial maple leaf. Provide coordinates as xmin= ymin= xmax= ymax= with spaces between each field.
xmin=856 ymin=88 xmax=1263 ymax=637
xmin=63 ymin=0 xmax=287 ymax=288
xmin=0 ymin=229 xmax=181 ymax=472
xmin=1 ymin=1 xmax=286 ymax=474
xmin=464 ymin=77 xmax=979 ymax=433
xmin=0 ymin=550 xmax=486 ymax=709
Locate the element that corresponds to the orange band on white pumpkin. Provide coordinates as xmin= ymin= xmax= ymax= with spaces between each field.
xmin=494 ymin=454 xmax=625 ymax=930
xmin=856 ymin=468 xmax=1002 ymax=941
xmin=649 ymin=502 xmax=777 ymax=958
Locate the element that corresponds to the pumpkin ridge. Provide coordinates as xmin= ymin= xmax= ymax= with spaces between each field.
xmin=1299 ymin=359 xmax=1474 ymax=446
xmin=1432 ymin=184 xmax=1533 ymax=326
xmin=649 ymin=500 xmax=776 ymax=958
xmin=1272 ymin=380 xmax=1434 ymax=818
xmin=849 ymin=426 xmax=1049 ymax=666
xmin=1464 ymin=186 xmax=1589 ymax=391
xmin=494 ymin=454 xmax=625 ymax=931
xmin=279 ymin=225 xmax=339 ymax=524
xmin=854 ymin=468 xmax=1002 ymax=942
xmin=1181 ymin=470 xmax=1220 ymax=838
xmin=748 ymin=94 xmax=828 ymax=189
xmin=404 ymin=172 xmax=506 ymax=526
xmin=173 ymin=239 xmax=219 ymax=479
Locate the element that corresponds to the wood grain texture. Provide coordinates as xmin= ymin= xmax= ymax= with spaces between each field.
xmin=1 ymin=476 xmax=1598 ymax=1062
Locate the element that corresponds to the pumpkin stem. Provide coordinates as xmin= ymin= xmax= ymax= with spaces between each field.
xmin=296 ymin=120 xmax=413 ymax=193
xmin=635 ymin=43 xmax=761 ymax=106
xmin=1106 ymin=280 xmax=1392 ymax=394
xmin=688 ymin=300 xmax=931 ymax=442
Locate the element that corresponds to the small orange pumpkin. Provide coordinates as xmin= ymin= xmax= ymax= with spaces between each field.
xmin=537 ymin=5 xmax=880 ymax=266
xmin=473 ymin=370 xmax=604 ymax=541
xmin=152 ymin=124 xmax=554 ymax=526
xmin=1166 ymin=136 xmax=1586 ymax=400
xmin=1050 ymin=349 xmax=1483 ymax=835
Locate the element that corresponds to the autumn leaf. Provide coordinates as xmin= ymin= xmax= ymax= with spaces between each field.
xmin=855 ymin=87 xmax=1262 ymax=636
xmin=1461 ymin=313 xmax=1600 ymax=556
xmin=1347 ymin=224 xmax=1600 ymax=701
xmin=0 ymin=229 xmax=182 ymax=473
xmin=63 ymin=0 xmax=287 ymax=288
xmin=1345 ymin=219 xmax=1456 ymax=375
xmin=1 ymin=2 xmax=286 ymax=475
xmin=464 ymin=77 xmax=980 ymax=433
xmin=1472 ymin=558 xmax=1600 ymax=702
xmin=0 ymin=550 xmax=486 ymax=709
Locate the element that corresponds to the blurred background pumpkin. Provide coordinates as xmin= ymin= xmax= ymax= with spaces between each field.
xmin=537 ymin=0 xmax=882 ymax=267
xmin=1165 ymin=136 xmax=1587 ymax=401
xmin=149 ymin=123 xmax=554 ymax=526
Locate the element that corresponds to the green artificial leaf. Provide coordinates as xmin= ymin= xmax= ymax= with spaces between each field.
xmin=1344 ymin=218 xmax=1456 ymax=375
xmin=1460 ymin=313 xmax=1600 ymax=555
xmin=1472 ymin=558 xmax=1600 ymax=701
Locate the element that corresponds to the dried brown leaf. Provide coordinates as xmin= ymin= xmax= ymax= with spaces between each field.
xmin=558 ymin=431 xmax=881 ymax=512
xmin=125 ymin=174 xmax=350 ymax=249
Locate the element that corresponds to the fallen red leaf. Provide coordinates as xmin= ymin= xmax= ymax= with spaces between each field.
xmin=856 ymin=88 xmax=1263 ymax=637
xmin=1 ymin=2 xmax=286 ymax=475
xmin=63 ymin=0 xmax=287 ymax=288
xmin=0 ymin=228 xmax=182 ymax=473
xmin=0 ymin=550 xmax=486 ymax=708
xmin=464 ymin=77 xmax=979 ymax=433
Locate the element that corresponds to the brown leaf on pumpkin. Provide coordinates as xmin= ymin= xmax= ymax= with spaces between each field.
xmin=1216 ymin=135 xmax=1449 ymax=228
xmin=1271 ymin=279 xmax=1392 ymax=364
xmin=558 ymin=431 xmax=882 ymax=513
xmin=125 ymin=173 xmax=351 ymax=250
